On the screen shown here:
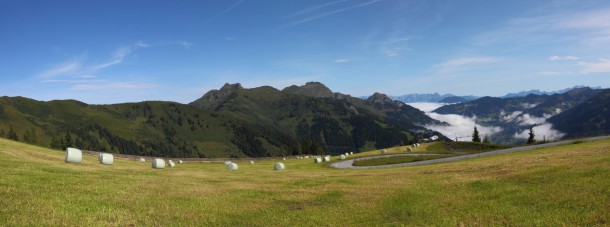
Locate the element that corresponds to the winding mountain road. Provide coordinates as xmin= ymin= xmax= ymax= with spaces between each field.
xmin=330 ymin=136 xmax=610 ymax=169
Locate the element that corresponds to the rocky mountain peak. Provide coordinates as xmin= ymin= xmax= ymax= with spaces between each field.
xmin=367 ymin=92 xmax=393 ymax=104
xmin=281 ymin=81 xmax=334 ymax=98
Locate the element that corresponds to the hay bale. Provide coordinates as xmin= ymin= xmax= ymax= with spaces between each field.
xmin=314 ymin=157 xmax=322 ymax=163
xmin=250 ymin=160 xmax=255 ymax=164
xmin=283 ymin=158 xmax=286 ymax=161
xmin=138 ymin=157 xmax=146 ymax=163
xmin=340 ymin=154 xmax=346 ymax=160
xmin=274 ymin=162 xmax=285 ymax=170
xmin=65 ymin=147 xmax=82 ymax=163
xmin=178 ymin=160 xmax=183 ymax=164
xmin=152 ymin=158 xmax=165 ymax=169
xmin=406 ymin=147 xmax=413 ymax=152
xmin=227 ymin=162 xmax=238 ymax=171
xmin=323 ymin=156 xmax=330 ymax=162
xmin=224 ymin=161 xmax=232 ymax=165
xmin=305 ymin=156 xmax=310 ymax=159
xmin=168 ymin=160 xmax=175 ymax=168
xmin=350 ymin=152 xmax=354 ymax=155
xmin=381 ymin=149 xmax=387 ymax=154
xmin=98 ymin=153 xmax=103 ymax=162
xmin=99 ymin=153 xmax=113 ymax=165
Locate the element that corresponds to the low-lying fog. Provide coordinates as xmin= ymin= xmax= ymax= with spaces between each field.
xmin=408 ymin=102 xmax=564 ymax=142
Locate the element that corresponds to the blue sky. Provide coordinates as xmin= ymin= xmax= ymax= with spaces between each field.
xmin=1 ymin=0 xmax=610 ymax=104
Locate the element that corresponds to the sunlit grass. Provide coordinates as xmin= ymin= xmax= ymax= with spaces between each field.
xmin=0 ymin=138 xmax=608 ymax=225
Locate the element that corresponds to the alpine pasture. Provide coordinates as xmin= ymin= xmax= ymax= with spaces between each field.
xmin=0 ymin=138 xmax=608 ymax=226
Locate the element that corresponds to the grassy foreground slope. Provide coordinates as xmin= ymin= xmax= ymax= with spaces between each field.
xmin=0 ymin=138 xmax=609 ymax=226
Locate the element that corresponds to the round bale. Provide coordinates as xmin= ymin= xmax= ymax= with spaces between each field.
xmin=224 ymin=160 xmax=232 ymax=165
xmin=283 ymin=158 xmax=286 ymax=161
xmin=314 ymin=157 xmax=322 ymax=163
xmin=340 ymin=154 xmax=346 ymax=160
xmin=152 ymin=158 xmax=165 ymax=169
xmin=407 ymin=147 xmax=413 ymax=152
xmin=274 ymin=162 xmax=285 ymax=170
xmin=65 ymin=147 xmax=82 ymax=163
xmin=250 ymin=160 xmax=255 ymax=164
xmin=227 ymin=162 xmax=239 ymax=171
xmin=100 ymin=153 xmax=114 ymax=165
xmin=138 ymin=157 xmax=146 ymax=163
xmin=168 ymin=160 xmax=176 ymax=168
xmin=178 ymin=160 xmax=183 ymax=164
xmin=381 ymin=149 xmax=387 ymax=154
xmin=350 ymin=152 xmax=354 ymax=155
xmin=323 ymin=156 xmax=330 ymax=162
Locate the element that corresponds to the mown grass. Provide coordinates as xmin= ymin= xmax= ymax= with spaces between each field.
xmin=0 ymin=138 xmax=609 ymax=226
xmin=352 ymin=154 xmax=453 ymax=166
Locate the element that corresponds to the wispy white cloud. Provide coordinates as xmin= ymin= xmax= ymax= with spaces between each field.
xmin=203 ymin=0 xmax=244 ymax=25
xmin=537 ymin=71 xmax=570 ymax=76
xmin=578 ymin=58 xmax=610 ymax=74
xmin=35 ymin=41 xmax=192 ymax=79
xmin=282 ymin=0 xmax=383 ymax=28
xmin=36 ymin=58 xmax=82 ymax=78
xmin=283 ymin=0 xmax=348 ymax=19
xmin=549 ymin=55 xmax=579 ymax=61
xmin=474 ymin=8 xmax=610 ymax=48
xmin=70 ymin=82 xmax=159 ymax=90
xmin=434 ymin=56 xmax=499 ymax=74
xmin=334 ymin=58 xmax=351 ymax=63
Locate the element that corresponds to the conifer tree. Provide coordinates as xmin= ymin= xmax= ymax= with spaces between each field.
xmin=472 ymin=126 xmax=481 ymax=143
xmin=527 ymin=127 xmax=536 ymax=144
xmin=64 ymin=128 xmax=73 ymax=149
xmin=8 ymin=126 xmax=18 ymax=141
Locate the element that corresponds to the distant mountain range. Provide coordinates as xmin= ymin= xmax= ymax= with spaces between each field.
xmin=501 ymin=85 xmax=603 ymax=98
xmin=381 ymin=85 xmax=604 ymax=103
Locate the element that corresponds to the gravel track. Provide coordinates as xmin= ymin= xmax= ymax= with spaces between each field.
xmin=330 ymin=136 xmax=610 ymax=169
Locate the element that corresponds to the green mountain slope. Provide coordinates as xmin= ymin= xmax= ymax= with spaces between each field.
xmin=549 ymin=89 xmax=610 ymax=136
xmin=190 ymin=82 xmax=442 ymax=155
xmin=0 ymin=82 xmax=442 ymax=158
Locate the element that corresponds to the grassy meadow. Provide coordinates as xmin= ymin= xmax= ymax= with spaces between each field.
xmin=0 ymin=138 xmax=609 ymax=226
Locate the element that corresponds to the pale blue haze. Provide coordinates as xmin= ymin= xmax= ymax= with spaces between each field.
xmin=1 ymin=0 xmax=609 ymax=104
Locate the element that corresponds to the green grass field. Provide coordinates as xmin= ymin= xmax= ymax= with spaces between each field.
xmin=1 ymin=138 xmax=609 ymax=226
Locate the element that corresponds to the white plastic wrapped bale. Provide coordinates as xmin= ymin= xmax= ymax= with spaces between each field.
xmin=99 ymin=153 xmax=114 ymax=165
xmin=138 ymin=157 xmax=146 ymax=163
xmin=152 ymin=158 xmax=165 ymax=169
xmin=283 ymin=158 xmax=286 ymax=161
xmin=227 ymin=162 xmax=238 ymax=171
xmin=406 ymin=147 xmax=413 ymax=152
xmin=168 ymin=160 xmax=176 ymax=168
xmin=350 ymin=152 xmax=353 ymax=155
xmin=314 ymin=157 xmax=322 ymax=163
xmin=323 ymin=156 xmax=330 ymax=162
xmin=305 ymin=156 xmax=310 ymax=159
xmin=98 ymin=153 xmax=103 ymax=162
xmin=274 ymin=162 xmax=285 ymax=170
xmin=178 ymin=160 xmax=183 ymax=164
xmin=340 ymin=154 xmax=346 ymax=160
xmin=250 ymin=160 xmax=255 ymax=164
xmin=224 ymin=160 xmax=232 ymax=165
xmin=65 ymin=147 xmax=82 ymax=163
xmin=381 ymin=149 xmax=387 ymax=154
